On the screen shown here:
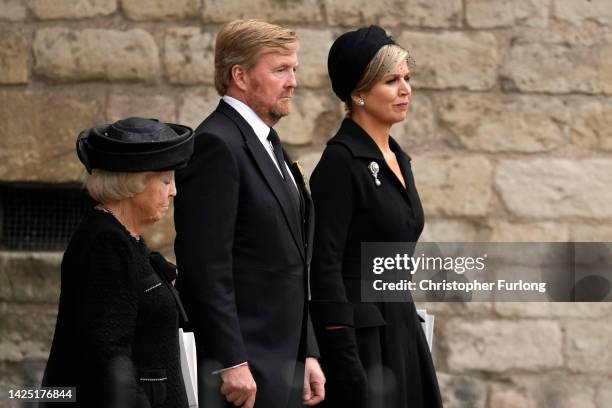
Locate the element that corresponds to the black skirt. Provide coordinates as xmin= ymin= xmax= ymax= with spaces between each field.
xmin=354 ymin=302 xmax=442 ymax=408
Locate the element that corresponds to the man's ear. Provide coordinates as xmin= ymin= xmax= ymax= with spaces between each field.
xmin=231 ymin=65 xmax=248 ymax=92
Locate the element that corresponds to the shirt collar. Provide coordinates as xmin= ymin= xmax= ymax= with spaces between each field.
xmin=222 ymin=95 xmax=271 ymax=143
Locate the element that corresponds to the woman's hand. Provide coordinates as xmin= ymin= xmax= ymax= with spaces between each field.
xmin=320 ymin=327 xmax=368 ymax=407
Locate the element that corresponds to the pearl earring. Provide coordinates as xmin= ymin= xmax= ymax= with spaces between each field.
xmin=357 ymin=98 xmax=365 ymax=107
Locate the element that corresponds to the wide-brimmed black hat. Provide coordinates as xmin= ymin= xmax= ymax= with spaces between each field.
xmin=328 ymin=25 xmax=396 ymax=102
xmin=77 ymin=117 xmax=194 ymax=173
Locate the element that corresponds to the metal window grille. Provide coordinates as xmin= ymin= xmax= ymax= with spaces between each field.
xmin=0 ymin=184 xmax=93 ymax=251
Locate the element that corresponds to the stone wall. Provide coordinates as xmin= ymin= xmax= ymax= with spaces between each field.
xmin=1 ymin=0 xmax=612 ymax=407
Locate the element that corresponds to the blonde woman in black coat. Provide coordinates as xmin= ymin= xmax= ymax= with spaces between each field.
xmin=309 ymin=26 xmax=443 ymax=408
xmin=41 ymin=118 xmax=193 ymax=408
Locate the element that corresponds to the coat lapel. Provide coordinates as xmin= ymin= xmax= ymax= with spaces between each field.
xmin=388 ymin=138 xmax=415 ymax=206
xmin=217 ymin=101 xmax=305 ymax=261
xmin=330 ymin=119 xmax=414 ymax=207
xmin=392 ymin=140 xmax=424 ymax=223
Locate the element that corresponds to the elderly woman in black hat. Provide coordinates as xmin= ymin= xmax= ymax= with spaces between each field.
xmin=309 ymin=27 xmax=443 ymax=407
xmin=41 ymin=118 xmax=194 ymax=408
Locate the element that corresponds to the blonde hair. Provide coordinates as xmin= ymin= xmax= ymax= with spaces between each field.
xmin=84 ymin=169 xmax=148 ymax=203
xmin=214 ymin=19 xmax=298 ymax=95
xmin=346 ymin=44 xmax=410 ymax=115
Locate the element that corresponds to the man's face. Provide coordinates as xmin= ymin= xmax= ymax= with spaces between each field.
xmin=243 ymin=50 xmax=298 ymax=126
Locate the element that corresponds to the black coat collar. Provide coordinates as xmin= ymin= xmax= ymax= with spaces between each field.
xmin=328 ymin=118 xmax=412 ymax=163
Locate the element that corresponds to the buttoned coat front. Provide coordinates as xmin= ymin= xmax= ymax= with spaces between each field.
xmin=309 ymin=118 xmax=442 ymax=408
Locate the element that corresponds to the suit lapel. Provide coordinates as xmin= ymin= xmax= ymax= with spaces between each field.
xmin=217 ymin=101 xmax=305 ymax=261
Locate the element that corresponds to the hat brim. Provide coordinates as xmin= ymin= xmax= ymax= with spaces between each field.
xmin=77 ymin=122 xmax=194 ymax=173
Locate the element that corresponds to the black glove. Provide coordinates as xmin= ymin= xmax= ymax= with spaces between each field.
xmin=319 ymin=327 xmax=368 ymax=408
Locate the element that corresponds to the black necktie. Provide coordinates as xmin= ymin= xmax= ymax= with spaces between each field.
xmin=267 ymin=128 xmax=301 ymax=213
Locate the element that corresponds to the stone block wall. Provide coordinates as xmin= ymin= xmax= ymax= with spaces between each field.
xmin=1 ymin=1 xmax=612 ymax=407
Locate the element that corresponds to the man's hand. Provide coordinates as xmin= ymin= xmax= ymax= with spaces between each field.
xmin=219 ymin=364 xmax=257 ymax=408
xmin=303 ymin=357 xmax=325 ymax=406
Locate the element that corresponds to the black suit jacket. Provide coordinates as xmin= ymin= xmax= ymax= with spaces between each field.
xmin=174 ymin=100 xmax=317 ymax=408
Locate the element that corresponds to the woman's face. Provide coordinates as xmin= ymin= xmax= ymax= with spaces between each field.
xmin=357 ymin=60 xmax=411 ymax=126
xmin=131 ymin=171 xmax=176 ymax=224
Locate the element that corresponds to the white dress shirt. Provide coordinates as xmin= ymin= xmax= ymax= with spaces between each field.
xmin=222 ymin=95 xmax=298 ymax=189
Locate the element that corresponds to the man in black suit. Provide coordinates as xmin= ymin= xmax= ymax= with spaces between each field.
xmin=174 ymin=20 xmax=325 ymax=408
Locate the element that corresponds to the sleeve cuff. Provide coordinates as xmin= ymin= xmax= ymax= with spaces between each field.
xmin=309 ymin=300 xmax=354 ymax=327
xmin=211 ymin=361 xmax=248 ymax=375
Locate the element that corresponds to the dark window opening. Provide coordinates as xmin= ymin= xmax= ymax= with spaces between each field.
xmin=0 ymin=184 xmax=93 ymax=251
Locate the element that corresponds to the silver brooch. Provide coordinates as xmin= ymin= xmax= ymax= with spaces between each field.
xmin=368 ymin=161 xmax=381 ymax=186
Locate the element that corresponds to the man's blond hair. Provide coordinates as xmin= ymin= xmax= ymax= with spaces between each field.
xmin=214 ymin=19 xmax=298 ymax=95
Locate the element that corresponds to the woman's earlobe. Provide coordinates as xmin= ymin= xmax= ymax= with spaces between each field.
xmin=351 ymin=94 xmax=365 ymax=107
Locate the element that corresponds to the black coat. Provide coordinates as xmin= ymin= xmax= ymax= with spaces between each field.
xmin=41 ymin=208 xmax=188 ymax=408
xmin=174 ymin=100 xmax=318 ymax=408
xmin=309 ymin=118 xmax=443 ymax=408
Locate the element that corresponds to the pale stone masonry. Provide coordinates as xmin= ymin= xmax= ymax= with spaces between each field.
xmin=438 ymin=94 xmax=569 ymax=153
xmin=415 ymin=155 xmax=494 ymax=217
xmin=0 ymin=91 xmax=98 ymax=181
xmin=203 ymin=0 xmax=323 ymax=23
xmin=398 ymin=31 xmax=499 ymax=91
xmin=446 ymin=320 xmax=563 ymax=372
xmin=123 ymin=0 xmax=199 ymax=21
xmin=0 ymin=31 xmax=28 ymax=84
xmin=554 ymin=0 xmax=612 ymax=26
xmin=28 ymin=0 xmax=116 ymax=20
xmin=164 ymin=27 xmax=215 ymax=85
xmin=501 ymin=34 xmax=612 ymax=94
xmin=466 ymin=0 xmax=550 ymax=28
xmin=571 ymin=100 xmax=612 ymax=151
xmin=496 ymin=159 xmax=612 ymax=218
xmin=0 ymin=0 xmax=27 ymax=21
xmin=33 ymin=28 xmax=160 ymax=81
xmin=2 ymin=1 xmax=612 ymax=407
xmin=106 ymin=94 xmax=177 ymax=123
xmin=324 ymin=0 xmax=462 ymax=28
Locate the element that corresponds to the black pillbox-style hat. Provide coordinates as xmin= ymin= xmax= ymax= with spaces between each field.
xmin=76 ymin=117 xmax=194 ymax=173
xmin=327 ymin=25 xmax=396 ymax=102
